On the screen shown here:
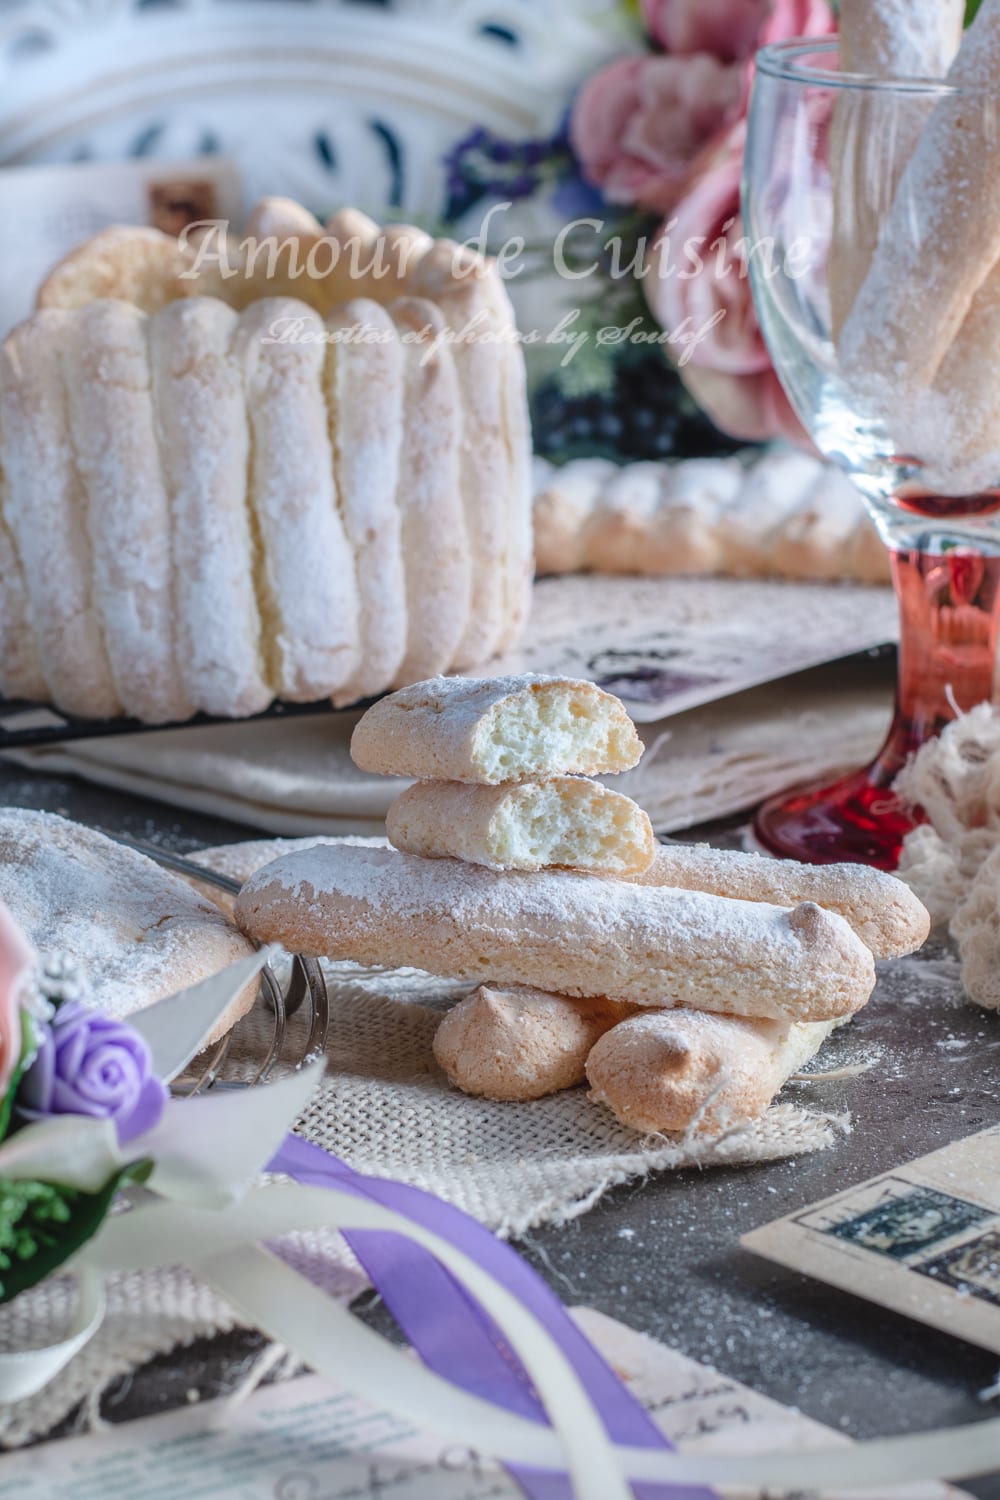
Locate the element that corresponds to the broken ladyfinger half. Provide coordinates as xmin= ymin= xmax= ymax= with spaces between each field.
xmin=386 ymin=776 xmax=656 ymax=876
xmin=350 ymin=674 xmax=643 ymax=784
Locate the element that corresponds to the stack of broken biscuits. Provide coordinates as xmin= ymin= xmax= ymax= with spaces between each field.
xmin=234 ymin=675 xmax=930 ymax=1137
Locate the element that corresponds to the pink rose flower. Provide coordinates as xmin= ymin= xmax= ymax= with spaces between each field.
xmin=642 ymin=0 xmax=770 ymax=62
xmin=0 ymin=902 xmax=34 ymax=1096
xmin=570 ymin=53 xmax=742 ymax=214
xmin=644 ymin=123 xmax=810 ymax=446
xmin=678 ymin=359 xmax=808 ymax=447
xmin=641 ymin=0 xmax=835 ymax=60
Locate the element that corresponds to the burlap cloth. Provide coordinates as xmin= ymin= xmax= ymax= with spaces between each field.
xmin=0 ymin=946 xmax=847 ymax=1446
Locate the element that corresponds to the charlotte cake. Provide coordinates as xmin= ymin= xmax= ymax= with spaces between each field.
xmin=0 ymin=198 xmax=533 ymax=722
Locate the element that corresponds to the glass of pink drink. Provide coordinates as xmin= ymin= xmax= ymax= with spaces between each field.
xmin=744 ymin=40 xmax=1000 ymax=869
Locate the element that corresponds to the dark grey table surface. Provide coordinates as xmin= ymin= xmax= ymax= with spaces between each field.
xmin=2 ymin=760 xmax=999 ymax=1495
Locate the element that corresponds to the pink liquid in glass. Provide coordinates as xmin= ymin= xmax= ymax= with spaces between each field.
xmin=755 ymin=531 xmax=1000 ymax=870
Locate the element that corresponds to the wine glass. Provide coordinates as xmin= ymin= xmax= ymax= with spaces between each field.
xmin=743 ymin=39 xmax=1000 ymax=870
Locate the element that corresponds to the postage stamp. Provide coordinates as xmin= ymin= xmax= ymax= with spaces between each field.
xmin=810 ymin=1182 xmax=993 ymax=1262
xmin=916 ymin=1230 xmax=1000 ymax=1307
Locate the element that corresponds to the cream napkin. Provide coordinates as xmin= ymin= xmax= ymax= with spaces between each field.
xmin=4 ymin=657 xmax=893 ymax=836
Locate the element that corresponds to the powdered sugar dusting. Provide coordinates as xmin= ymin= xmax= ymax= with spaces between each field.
xmin=840 ymin=0 xmax=963 ymax=79
xmin=0 ymin=808 xmax=254 ymax=1020
xmin=839 ymin=4 xmax=1000 ymax=393
xmin=238 ymin=842 xmax=875 ymax=1017
xmin=533 ymin=449 xmax=886 ymax=585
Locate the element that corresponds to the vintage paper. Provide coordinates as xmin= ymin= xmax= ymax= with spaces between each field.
xmin=0 ymin=1308 xmax=966 ymax=1499
xmin=0 ymin=573 xmax=897 ymax=751
xmin=743 ymin=1125 xmax=1000 ymax=1354
xmin=493 ymin=573 xmax=898 ymax=724
xmin=0 ymin=158 xmax=244 ymax=338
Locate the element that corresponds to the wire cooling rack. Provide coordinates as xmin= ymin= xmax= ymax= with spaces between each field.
xmin=124 ymin=839 xmax=330 ymax=1097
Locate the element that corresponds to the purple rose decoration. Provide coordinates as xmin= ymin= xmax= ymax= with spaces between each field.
xmin=18 ymin=1002 xmax=167 ymax=1144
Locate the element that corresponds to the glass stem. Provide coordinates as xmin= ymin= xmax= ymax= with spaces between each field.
xmin=872 ymin=547 xmax=1000 ymax=785
xmin=754 ymin=544 xmax=1000 ymax=868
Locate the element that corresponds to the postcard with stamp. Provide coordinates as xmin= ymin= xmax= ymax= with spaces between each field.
xmin=741 ymin=1126 xmax=1000 ymax=1354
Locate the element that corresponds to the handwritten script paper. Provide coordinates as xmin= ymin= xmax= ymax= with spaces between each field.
xmin=743 ymin=1125 xmax=1000 ymax=1357
xmin=0 ymin=1308 xmax=965 ymax=1499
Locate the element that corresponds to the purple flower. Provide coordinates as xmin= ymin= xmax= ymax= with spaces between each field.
xmin=18 ymin=1003 xmax=167 ymax=1144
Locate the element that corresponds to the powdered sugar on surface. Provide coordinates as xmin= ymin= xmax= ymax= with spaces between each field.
xmin=0 ymin=808 xmax=252 ymax=1018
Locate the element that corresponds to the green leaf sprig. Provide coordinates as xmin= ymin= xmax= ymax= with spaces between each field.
xmin=0 ymin=1159 xmax=152 ymax=1304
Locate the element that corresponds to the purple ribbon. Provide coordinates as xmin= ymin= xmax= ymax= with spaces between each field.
xmin=270 ymin=1132 xmax=716 ymax=1500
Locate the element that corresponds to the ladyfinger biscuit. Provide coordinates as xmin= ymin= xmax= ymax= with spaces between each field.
xmin=412 ymin=240 xmax=513 ymax=668
xmin=582 ymin=463 xmax=666 ymax=574
xmin=0 ymin=809 xmax=257 ymax=1042
xmin=586 ymin=1010 xmax=836 ymax=1136
xmin=771 ymin=468 xmax=889 ymax=585
xmin=829 ymin=0 xmax=964 ymax=339
xmin=62 ymin=301 xmax=191 ymax=723
xmin=241 ymin=203 xmax=393 ymax=313
xmin=630 ymin=844 xmax=929 ymax=959
xmin=234 ymin=298 xmax=361 ymax=701
xmin=389 ymin=298 xmax=471 ymax=684
xmin=433 ymin=985 xmax=635 ymax=1101
xmin=530 ymin=452 xmax=887 ymax=584
xmin=246 ymin=197 xmax=324 ymax=243
xmin=0 ymin=545 xmax=44 ymax=701
xmin=928 ymin=265 xmax=1000 ymax=476
xmin=838 ymin=1 xmax=1000 ymax=389
xmin=574 ymin=460 xmax=742 ymax=577
xmin=322 ymin=208 xmax=387 ymax=305
xmin=36 ymin=226 xmax=200 ymax=315
xmin=643 ymin=458 xmax=740 ymax=576
xmin=150 ymin=298 xmax=271 ymax=718
xmin=0 ymin=492 xmax=45 ymax=703
xmin=241 ymin=202 xmax=419 ymax=313
xmin=415 ymin=238 xmax=534 ymax=655
xmin=240 ymin=197 xmax=328 ymax=310
xmin=350 ymin=674 xmax=643 ymax=783
xmin=533 ymin=460 xmax=615 ymax=574
xmin=0 ymin=311 xmax=120 ymax=718
xmin=715 ymin=450 xmax=818 ymax=576
xmin=846 ymin=512 xmax=894 ymax=586
xmin=386 ymin=777 xmax=655 ymax=876
xmin=840 ymin=0 xmax=963 ymax=78
xmin=381 ymin=224 xmax=434 ymax=288
xmin=234 ymin=843 xmax=877 ymax=1021
xmin=324 ymin=299 xmax=408 ymax=704
xmin=496 ymin=298 xmax=536 ymax=653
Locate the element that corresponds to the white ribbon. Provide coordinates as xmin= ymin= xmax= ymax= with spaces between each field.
xmin=141 ymin=1061 xmax=325 ymax=1208
xmin=0 ymin=1268 xmax=105 ymax=1403
xmin=76 ymin=1183 xmax=1000 ymax=1496
xmin=87 ymin=1186 xmax=632 ymax=1500
xmin=130 ymin=946 xmax=281 ymax=1082
xmin=0 ymin=1176 xmax=996 ymax=1492
xmin=0 ymin=1116 xmax=121 ymax=1192
xmin=1 ymin=1043 xmax=996 ymax=1494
